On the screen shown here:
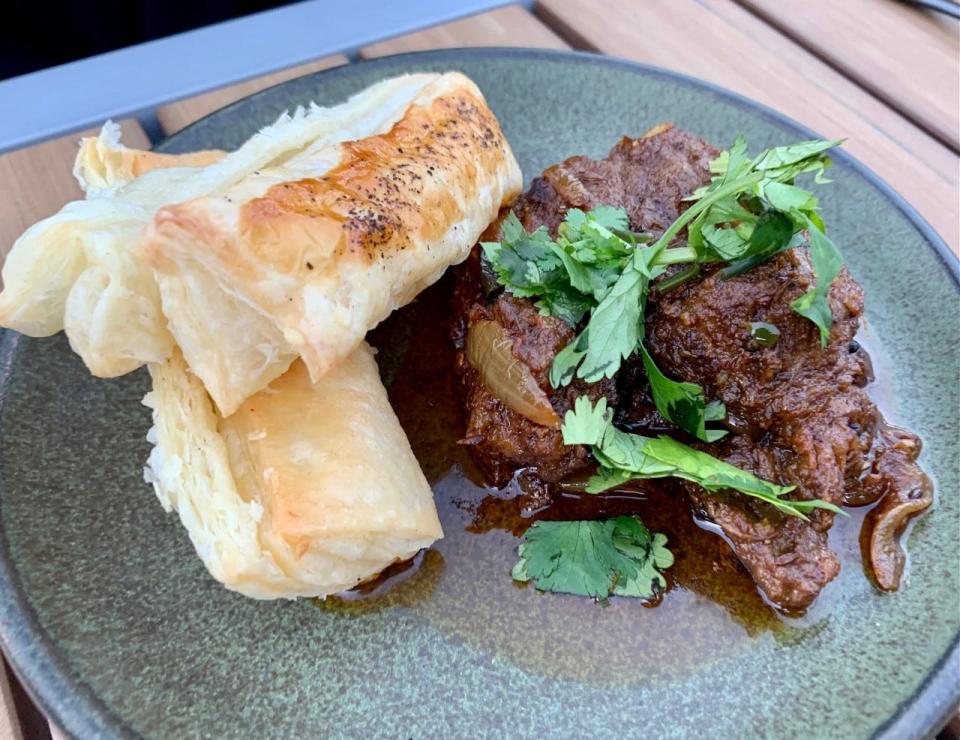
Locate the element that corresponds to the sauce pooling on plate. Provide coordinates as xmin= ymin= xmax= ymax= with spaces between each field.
xmin=339 ymin=274 xmax=926 ymax=630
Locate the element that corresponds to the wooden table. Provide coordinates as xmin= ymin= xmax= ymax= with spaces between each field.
xmin=0 ymin=3 xmax=957 ymax=737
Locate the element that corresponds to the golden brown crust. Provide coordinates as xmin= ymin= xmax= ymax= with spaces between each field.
xmin=145 ymin=343 xmax=443 ymax=600
xmin=125 ymin=149 xmax=225 ymax=177
xmin=144 ymin=73 xmax=522 ymax=414
xmin=74 ymin=129 xmax=225 ymax=194
xmin=238 ymin=87 xmax=512 ymax=275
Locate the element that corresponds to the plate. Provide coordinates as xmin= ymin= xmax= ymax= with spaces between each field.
xmin=1 ymin=49 xmax=957 ymax=738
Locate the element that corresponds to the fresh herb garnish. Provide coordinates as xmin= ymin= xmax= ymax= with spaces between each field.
xmin=484 ymin=137 xmax=846 ymax=410
xmin=481 ymin=208 xmax=641 ymax=327
xmin=789 ymin=215 xmax=844 ymax=347
xmin=639 ymin=345 xmax=727 ymax=442
xmin=511 ymin=515 xmax=673 ymax=599
xmin=492 ymin=208 xmax=723 ymax=442
xmin=480 ymin=212 xmax=593 ymax=326
xmin=686 ymin=137 xmax=845 ymax=347
xmin=562 ymin=396 xmax=843 ymax=520
xmin=748 ymin=321 xmax=781 ymax=348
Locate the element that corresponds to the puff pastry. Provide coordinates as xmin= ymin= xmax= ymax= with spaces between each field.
xmin=0 ymin=72 xmax=446 ymax=377
xmin=144 ymin=343 xmax=442 ymax=599
xmin=73 ymin=120 xmax=223 ymax=197
xmin=73 ymin=137 xmax=444 ymax=599
xmin=144 ymin=72 xmax=522 ymax=415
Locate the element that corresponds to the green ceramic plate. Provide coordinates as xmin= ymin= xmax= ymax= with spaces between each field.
xmin=0 ymin=49 xmax=957 ymax=739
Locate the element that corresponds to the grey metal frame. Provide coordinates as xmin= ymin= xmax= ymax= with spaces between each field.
xmin=0 ymin=0 xmax=513 ymax=152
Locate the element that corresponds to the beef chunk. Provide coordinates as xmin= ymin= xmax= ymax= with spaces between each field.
xmin=510 ymin=123 xmax=717 ymax=238
xmin=453 ymin=259 xmax=615 ymax=486
xmin=644 ymin=250 xmax=873 ymax=608
xmin=451 ymin=123 xmax=930 ymax=611
xmin=648 ymin=249 xmax=873 ymax=512
xmin=681 ymin=434 xmax=842 ymax=610
xmin=452 ymin=124 xmax=712 ymax=485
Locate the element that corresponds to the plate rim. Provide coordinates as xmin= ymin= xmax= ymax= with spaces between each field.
xmin=0 ymin=46 xmax=955 ymax=739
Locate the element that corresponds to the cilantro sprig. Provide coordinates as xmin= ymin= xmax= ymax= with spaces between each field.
xmin=685 ymin=136 xmax=845 ymax=347
xmin=486 ymin=208 xmax=725 ymax=442
xmin=512 ymin=515 xmax=673 ymax=600
xmin=552 ymin=137 xmax=845 ymax=385
xmin=481 ymin=207 xmax=640 ymax=326
xmin=562 ymin=397 xmax=843 ymax=520
xmin=483 ymin=136 xmax=846 ymax=442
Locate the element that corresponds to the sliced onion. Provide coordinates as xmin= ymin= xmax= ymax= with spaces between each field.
xmin=863 ymin=484 xmax=932 ymax=591
xmin=466 ymin=319 xmax=560 ymax=428
xmin=860 ymin=432 xmax=933 ymax=591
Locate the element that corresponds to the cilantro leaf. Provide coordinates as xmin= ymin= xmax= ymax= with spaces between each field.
xmin=704 ymin=399 xmax=727 ymax=421
xmin=549 ymin=242 xmax=594 ymax=293
xmin=484 ymin=207 xmax=637 ymax=330
xmin=562 ymin=397 xmax=844 ymax=519
xmin=762 ymin=182 xmax=819 ymax=212
xmin=639 ymin=345 xmax=727 ymax=443
xmin=560 ymin=395 xmax=610 ymax=446
xmin=481 ymin=212 xmax=557 ymax=297
xmin=511 ymin=520 xmax=627 ymax=599
xmin=512 ymin=516 xmax=672 ymax=600
xmin=722 ymin=233 xmax=804 ymax=278
xmin=575 ymin=265 xmax=648 ymax=382
xmin=498 ymin=209 xmax=526 ymax=243
xmin=751 ymin=139 xmax=842 ymax=180
xmin=549 ymin=331 xmax=589 ymax=388
xmin=533 ymin=280 xmax=593 ymax=326
xmin=790 ymin=217 xmax=843 ymax=347
xmin=582 ymin=205 xmax=630 ymax=231
xmin=745 ymin=211 xmax=794 ymax=258
xmin=483 ymin=212 xmax=596 ymax=326
xmin=585 ymin=465 xmax=637 ymax=493
xmin=613 ymin=529 xmax=673 ymax=597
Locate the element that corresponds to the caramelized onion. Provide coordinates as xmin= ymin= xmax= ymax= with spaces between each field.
xmin=465 ymin=319 xmax=560 ymax=428
xmin=859 ymin=431 xmax=933 ymax=591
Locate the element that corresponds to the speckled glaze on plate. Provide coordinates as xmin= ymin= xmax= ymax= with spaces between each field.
xmin=0 ymin=49 xmax=957 ymax=739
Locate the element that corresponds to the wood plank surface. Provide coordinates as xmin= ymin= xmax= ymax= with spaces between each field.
xmin=0 ymin=661 xmax=22 ymax=740
xmin=0 ymin=120 xmax=149 ymax=262
xmin=537 ymin=0 xmax=960 ymax=253
xmin=155 ymin=55 xmax=348 ymax=134
xmin=360 ymin=4 xmax=568 ymax=57
xmin=739 ymin=0 xmax=960 ymax=149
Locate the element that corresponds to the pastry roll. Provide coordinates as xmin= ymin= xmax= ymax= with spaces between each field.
xmin=0 ymin=72 xmax=446 ymax=376
xmin=143 ymin=343 xmax=442 ymax=599
xmin=73 ymin=121 xmax=224 ymax=197
xmin=144 ymin=72 xmax=522 ymax=416
xmin=80 ymin=139 xmax=443 ymax=599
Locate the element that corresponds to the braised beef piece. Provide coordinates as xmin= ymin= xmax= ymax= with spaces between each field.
xmin=648 ymin=248 xmax=872 ymax=512
xmin=453 ymin=250 xmax=616 ymax=486
xmin=509 ymin=123 xmax=718 ymax=237
xmin=641 ymin=250 xmax=869 ymax=608
xmin=452 ymin=124 xmax=713 ymax=485
xmin=643 ymin=248 xmax=932 ymax=608
xmin=452 ymin=123 xmax=930 ymax=611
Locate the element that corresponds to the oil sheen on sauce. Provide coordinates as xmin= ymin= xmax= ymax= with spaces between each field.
xmin=321 ymin=275 xmax=913 ymax=686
